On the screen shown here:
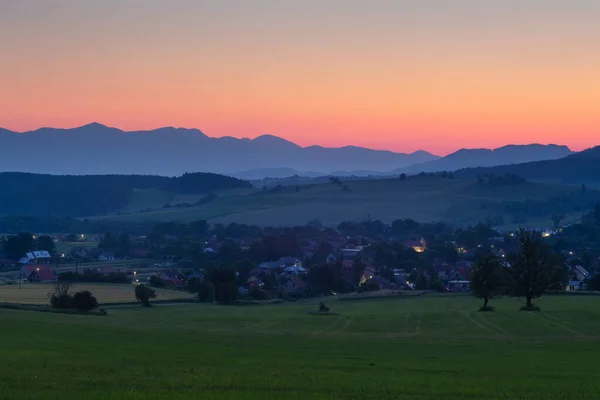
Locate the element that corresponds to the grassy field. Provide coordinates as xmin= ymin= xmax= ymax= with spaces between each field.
xmin=92 ymin=176 xmax=586 ymax=228
xmin=0 ymin=294 xmax=599 ymax=399
xmin=0 ymin=283 xmax=194 ymax=305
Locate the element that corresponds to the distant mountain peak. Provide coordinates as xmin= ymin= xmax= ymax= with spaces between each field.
xmin=252 ymin=134 xmax=300 ymax=147
xmin=80 ymin=122 xmax=109 ymax=129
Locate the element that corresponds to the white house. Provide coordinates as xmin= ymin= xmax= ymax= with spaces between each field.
xmin=18 ymin=251 xmax=52 ymax=265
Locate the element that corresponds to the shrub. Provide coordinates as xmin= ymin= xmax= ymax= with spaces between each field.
xmin=48 ymin=281 xmax=73 ymax=309
xmin=319 ymin=301 xmax=330 ymax=312
xmin=249 ymin=287 xmax=269 ymax=301
xmin=71 ymin=290 xmax=99 ymax=311
xmin=50 ymin=293 xmax=73 ymax=309
xmin=134 ymin=284 xmax=157 ymax=307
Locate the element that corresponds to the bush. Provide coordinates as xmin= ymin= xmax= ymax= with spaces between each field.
xmin=319 ymin=301 xmax=330 ymax=312
xmin=134 ymin=284 xmax=157 ymax=307
xmin=249 ymin=287 xmax=269 ymax=301
xmin=50 ymin=293 xmax=73 ymax=309
xmin=357 ymin=279 xmax=381 ymax=293
xmin=71 ymin=290 xmax=99 ymax=311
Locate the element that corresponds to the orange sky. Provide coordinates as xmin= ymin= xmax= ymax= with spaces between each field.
xmin=0 ymin=0 xmax=599 ymax=155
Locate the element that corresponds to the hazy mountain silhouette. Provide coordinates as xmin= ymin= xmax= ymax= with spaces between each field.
xmin=456 ymin=146 xmax=600 ymax=184
xmin=0 ymin=123 xmax=438 ymax=176
xmin=395 ymin=144 xmax=573 ymax=175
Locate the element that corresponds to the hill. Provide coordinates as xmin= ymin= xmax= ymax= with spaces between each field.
xmin=0 ymin=172 xmax=251 ymax=217
xmin=0 ymin=295 xmax=598 ymax=399
xmin=456 ymin=146 xmax=600 ymax=185
xmin=0 ymin=123 xmax=438 ymax=176
xmin=397 ymin=144 xmax=573 ymax=174
xmin=95 ymin=175 xmax=597 ymax=228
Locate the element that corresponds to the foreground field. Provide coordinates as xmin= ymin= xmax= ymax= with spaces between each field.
xmin=95 ymin=177 xmax=586 ymax=228
xmin=0 ymin=283 xmax=194 ymax=305
xmin=1 ymin=294 xmax=599 ymax=399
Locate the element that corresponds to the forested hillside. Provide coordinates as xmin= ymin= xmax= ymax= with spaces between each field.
xmin=0 ymin=172 xmax=250 ymax=217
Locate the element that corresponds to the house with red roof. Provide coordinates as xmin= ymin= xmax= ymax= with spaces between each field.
xmin=283 ymin=277 xmax=307 ymax=295
xmin=25 ymin=267 xmax=57 ymax=282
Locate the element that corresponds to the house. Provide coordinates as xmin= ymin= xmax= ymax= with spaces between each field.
xmin=325 ymin=253 xmax=338 ymax=264
xmin=21 ymin=265 xmax=56 ymax=282
xmin=359 ymin=267 xmax=377 ymax=285
xmin=369 ymin=276 xmax=397 ymax=290
xmin=18 ymin=251 xmax=52 ymax=265
xmin=158 ymin=270 xmax=185 ymax=287
xmin=71 ymin=247 xmax=90 ymax=260
xmin=283 ymin=277 xmax=307 ymax=295
xmin=447 ymin=280 xmax=471 ymax=292
xmin=27 ymin=269 xmax=57 ymax=282
xmin=566 ymin=280 xmax=584 ymax=291
xmin=20 ymin=264 xmax=53 ymax=277
xmin=282 ymin=265 xmax=306 ymax=275
xmin=91 ymin=266 xmax=118 ymax=275
xmin=572 ymin=265 xmax=590 ymax=282
xmin=340 ymin=248 xmax=362 ymax=260
xmin=99 ymin=252 xmax=115 ymax=261
xmin=402 ymin=238 xmax=427 ymax=253
xmin=130 ymin=248 xmax=150 ymax=258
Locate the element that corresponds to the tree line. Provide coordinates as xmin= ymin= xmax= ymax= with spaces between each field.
xmin=0 ymin=172 xmax=250 ymax=217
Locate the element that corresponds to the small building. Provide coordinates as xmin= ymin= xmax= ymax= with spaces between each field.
xmin=19 ymin=251 xmax=52 ymax=265
xmin=99 ymin=252 xmax=115 ymax=261
xmin=566 ymin=280 xmax=584 ymax=291
xmin=27 ymin=269 xmax=58 ymax=282
xmin=158 ymin=270 xmax=185 ymax=287
xmin=447 ymin=280 xmax=471 ymax=292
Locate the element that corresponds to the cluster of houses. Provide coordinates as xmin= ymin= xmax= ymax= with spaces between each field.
xmin=2 ymin=227 xmax=598 ymax=295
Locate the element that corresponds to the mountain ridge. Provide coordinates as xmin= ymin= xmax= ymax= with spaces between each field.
xmin=396 ymin=144 xmax=573 ymax=175
xmin=0 ymin=123 xmax=576 ymax=177
xmin=0 ymin=123 xmax=438 ymax=176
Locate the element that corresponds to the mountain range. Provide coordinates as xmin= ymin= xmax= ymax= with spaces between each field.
xmin=0 ymin=123 xmax=436 ymax=176
xmin=394 ymin=144 xmax=573 ymax=175
xmin=0 ymin=123 xmax=574 ymax=177
xmin=456 ymin=146 xmax=600 ymax=184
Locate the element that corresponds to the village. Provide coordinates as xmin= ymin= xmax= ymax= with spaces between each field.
xmin=0 ymin=218 xmax=595 ymax=301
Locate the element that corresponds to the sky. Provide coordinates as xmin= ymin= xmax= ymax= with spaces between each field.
xmin=0 ymin=0 xmax=599 ymax=155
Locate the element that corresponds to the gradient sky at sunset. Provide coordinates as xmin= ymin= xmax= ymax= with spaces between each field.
xmin=1 ymin=0 xmax=599 ymax=154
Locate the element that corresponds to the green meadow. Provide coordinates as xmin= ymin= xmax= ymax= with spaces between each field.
xmin=96 ymin=177 xmax=585 ymax=228
xmin=1 ymin=294 xmax=599 ymax=399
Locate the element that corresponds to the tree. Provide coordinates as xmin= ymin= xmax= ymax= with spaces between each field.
xmin=71 ymin=290 xmax=99 ymax=311
xmin=134 ymin=284 xmax=156 ymax=307
xmin=587 ymin=274 xmax=600 ymax=291
xmin=36 ymin=235 xmax=55 ymax=253
xmin=48 ymin=281 xmax=73 ymax=309
xmin=399 ymin=173 xmax=407 ymax=181
xmin=471 ymin=255 xmax=504 ymax=309
xmin=2 ymin=233 xmax=34 ymax=261
xmin=196 ymin=279 xmax=216 ymax=302
xmin=504 ymin=229 xmax=565 ymax=309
